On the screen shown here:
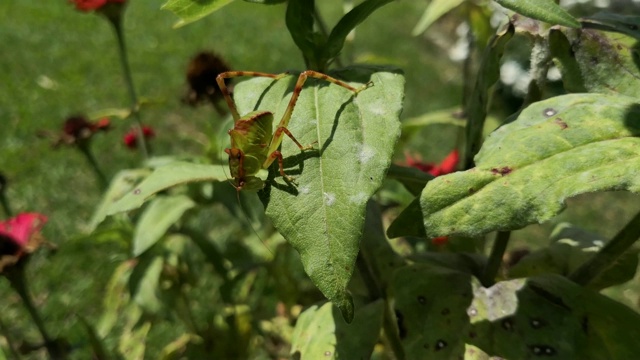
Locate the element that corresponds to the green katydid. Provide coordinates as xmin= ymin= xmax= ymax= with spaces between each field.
xmin=216 ymin=70 xmax=371 ymax=191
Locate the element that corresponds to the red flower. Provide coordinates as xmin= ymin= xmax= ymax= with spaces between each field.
xmin=70 ymin=0 xmax=126 ymax=12
xmin=123 ymin=126 xmax=155 ymax=150
xmin=431 ymin=236 xmax=449 ymax=246
xmin=405 ymin=150 xmax=459 ymax=177
xmin=0 ymin=213 xmax=47 ymax=272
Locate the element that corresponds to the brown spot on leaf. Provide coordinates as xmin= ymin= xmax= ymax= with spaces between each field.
xmin=491 ymin=166 xmax=512 ymax=176
xmin=554 ymin=118 xmax=568 ymax=129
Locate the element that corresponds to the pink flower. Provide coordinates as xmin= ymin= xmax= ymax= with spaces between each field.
xmin=405 ymin=150 xmax=460 ymax=177
xmin=123 ymin=126 xmax=155 ymax=150
xmin=0 ymin=213 xmax=47 ymax=272
xmin=70 ymin=0 xmax=126 ymax=12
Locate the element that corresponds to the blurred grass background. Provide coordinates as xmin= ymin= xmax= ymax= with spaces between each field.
xmin=1 ymin=0 xmax=640 ymax=357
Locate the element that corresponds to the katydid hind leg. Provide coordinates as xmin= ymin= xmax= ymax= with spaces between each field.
xmin=216 ymin=71 xmax=289 ymax=121
xmin=265 ymin=70 xmax=372 ymax=161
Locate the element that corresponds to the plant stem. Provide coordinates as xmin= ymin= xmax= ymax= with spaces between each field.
xmin=311 ymin=6 xmax=345 ymax=68
xmin=6 ymin=264 xmax=65 ymax=359
xmin=356 ymin=254 xmax=405 ymax=360
xmin=78 ymin=144 xmax=108 ymax=190
xmin=570 ymin=210 xmax=640 ymax=286
xmin=0 ymin=193 xmax=12 ymax=217
xmin=480 ymin=231 xmax=510 ymax=287
xmin=109 ymin=16 xmax=149 ymax=159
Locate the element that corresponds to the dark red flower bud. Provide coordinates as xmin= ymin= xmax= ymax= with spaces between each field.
xmin=55 ymin=115 xmax=111 ymax=147
xmin=183 ymin=51 xmax=232 ymax=107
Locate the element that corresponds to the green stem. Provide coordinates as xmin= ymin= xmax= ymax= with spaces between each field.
xmin=0 ymin=192 xmax=11 ymax=217
xmin=481 ymin=231 xmax=510 ymax=287
xmin=6 ymin=264 xmax=65 ymax=359
xmin=78 ymin=144 xmax=108 ymax=190
xmin=570 ymin=210 xmax=640 ymax=286
xmin=311 ymin=6 xmax=344 ymax=68
xmin=109 ymin=15 xmax=149 ymax=159
xmin=356 ymin=254 xmax=405 ymax=360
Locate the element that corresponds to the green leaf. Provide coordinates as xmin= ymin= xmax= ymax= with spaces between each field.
xmin=90 ymin=169 xmax=150 ymax=231
xmin=412 ymin=0 xmax=466 ymax=36
xmin=232 ymin=66 xmax=404 ymax=321
xmin=493 ymin=0 xmax=580 ymax=28
xmin=129 ymin=254 xmax=165 ymax=314
xmin=97 ymin=261 xmax=134 ymax=337
xmin=161 ymin=0 xmax=236 ymax=28
xmin=244 ymin=0 xmax=286 ymax=3
xmin=548 ymin=29 xmax=587 ymax=93
xmin=118 ymin=313 xmax=150 ymax=360
xmin=394 ymin=264 xmax=640 ymax=358
xmin=550 ymin=26 xmax=640 ymax=99
xmin=386 ymin=164 xmax=433 ymax=196
xmin=464 ymin=22 xmax=514 ymax=168
xmin=106 ymin=162 xmax=227 ymax=215
xmin=286 ymin=0 xmax=320 ymax=69
xmin=422 ymin=93 xmax=640 ymax=238
xmin=324 ymin=0 xmax=394 ymax=63
xmin=387 ymin=198 xmax=426 ymax=238
xmin=468 ymin=275 xmax=640 ymax=359
xmin=393 ymin=264 xmax=474 ymax=359
xmin=133 ymin=195 xmax=195 ymax=256
xmin=582 ymin=13 xmax=640 ymax=39
xmin=78 ymin=316 xmax=112 ymax=360
xmin=509 ymin=223 xmax=639 ymax=290
xmin=290 ymin=301 xmax=384 ymax=359
xmin=159 ymin=334 xmax=203 ymax=360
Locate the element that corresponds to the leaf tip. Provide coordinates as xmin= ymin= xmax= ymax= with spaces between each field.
xmin=335 ymin=294 xmax=355 ymax=323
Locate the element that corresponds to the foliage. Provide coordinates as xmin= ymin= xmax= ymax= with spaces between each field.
xmin=3 ymin=0 xmax=640 ymax=359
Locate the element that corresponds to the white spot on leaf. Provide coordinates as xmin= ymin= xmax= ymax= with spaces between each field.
xmin=358 ymin=144 xmax=376 ymax=164
xmin=323 ymin=192 xmax=336 ymax=206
